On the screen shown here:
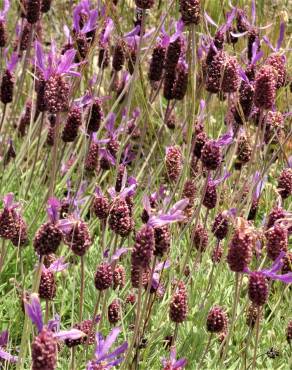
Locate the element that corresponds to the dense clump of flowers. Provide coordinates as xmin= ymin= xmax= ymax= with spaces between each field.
xmin=248 ymin=272 xmax=269 ymax=306
xmin=165 ymin=146 xmax=183 ymax=183
xmin=206 ymin=306 xmax=228 ymax=333
xmin=169 ymin=281 xmax=188 ymax=323
xmin=179 ymin=0 xmax=201 ymax=25
xmin=254 ymin=65 xmax=276 ymax=110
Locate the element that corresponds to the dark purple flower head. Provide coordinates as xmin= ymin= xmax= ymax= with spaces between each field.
xmin=87 ymin=327 xmax=128 ymax=369
xmin=24 ymin=293 xmax=85 ymax=340
xmin=161 ymin=346 xmax=187 ymax=369
xmin=108 ymin=168 xmax=137 ymax=200
xmin=35 ymin=41 xmax=80 ymax=80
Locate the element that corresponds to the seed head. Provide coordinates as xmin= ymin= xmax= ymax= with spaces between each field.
xmin=87 ymin=98 xmax=103 ymax=133
xmin=254 ymin=65 xmax=276 ymax=110
xmin=206 ymin=306 xmax=228 ymax=333
xmin=165 ymin=146 xmax=183 ymax=183
xmin=246 ymin=303 xmax=261 ymax=328
xmin=85 ymin=142 xmax=99 ymax=173
xmin=61 ymin=106 xmax=82 ymax=143
xmin=266 ymin=206 xmax=285 ymax=229
xmin=92 ymin=194 xmax=109 ymax=220
xmin=172 ymin=59 xmax=188 ymax=100
xmin=206 ymin=50 xmax=225 ymax=94
xmin=26 ymin=0 xmax=41 ymax=24
xmin=281 ymin=252 xmax=292 ymax=275
xmin=108 ymin=198 xmax=133 ymax=237
xmin=45 ymin=74 xmax=70 ymax=113
xmin=108 ymin=299 xmax=121 ymax=324
xmin=113 ymin=264 xmax=126 ymax=290
xmin=236 ymin=134 xmax=252 ymax=166
xmin=192 ymin=224 xmax=208 ymax=252
xmin=112 ymin=40 xmax=125 ymax=72
xmin=179 ymin=0 xmax=201 ymax=25
xmin=211 ymin=243 xmax=223 ymax=263
xmin=201 ymin=140 xmax=222 ymax=171
xmin=277 ymin=168 xmax=292 ymax=199
xmin=32 ymin=328 xmax=57 ymax=370
xmin=0 ymin=20 xmax=7 ymax=48
xmin=10 ymin=214 xmax=28 ymax=247
xmin=1 ymin=69 xmax=14 ymax=105
xmin=39 ymin=270 xmax=56 ymax=300
xmin=227 ymin=225 xmax=254 ymax=272
xmin=169 ymin=281 xmax=188 ymax=323
xmin=132 ymin=224 xmax=155 ymax=268
xmin=33 ymin=222 xmax=63 ymax=256
xmin=265 ymin=224 xmax=288 ymax=261
xmin=154 ymin=225 xmax=171 ymax=257
xmin=64 ymin=220 xmax=91 ymax=256
xmin=247 ymin=27 xmax=259 ymax=62
xmin=18 ymin=100 xmax=32 ymax=137
xmin=265 ymin=53 xmax=286 ymax=89
xmin=248 ymin=271 xmax=269 ymax=306
xmin=212 ymin=212 xmax=229 ymax=240
xmin=221 ymin=55 xmax=240 ymax=93
xmin=135 ymin=0 xmax=155 ymax=9
xmin=94 ymin=262 xmax=113 ymax=291
xmin=131 ymin=264 xmax=150 ymax=288
xmin=203 ymin=181 xmax=217 ymax=210
xmin=149 ymin=43 xmax=166 ymax=82
xmin=193 ymin=131 xmax=208 ymax=159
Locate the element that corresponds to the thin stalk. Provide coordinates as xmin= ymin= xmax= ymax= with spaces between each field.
xmin=24 ymin=112 xmax=45 ymax=198
xmin=0 ymin=104 xmax=7 ymax=134
xmin=48 ymin=112 xmax=60 ymax=198
xmin=252 ymin=307 xmax=261 ymax=370
xmin=0 ymin=239 xmax=7 ymax=276
xmin=197 ymin=333 xmax=214 ymax=369
xmin=71 ymin=347 xmax=76 ymax=370
xmin=79 ymin=255 xmax=85 ymax=322
xmin=45 ymin=299 xmax=49 ymax=324
xmin=220 ymin=272 xmax=241 ymax=364
xmin=123 ymin=269 xmax=143 ymax=369
xmin=85 ymin=291 xmax=102 ymax=349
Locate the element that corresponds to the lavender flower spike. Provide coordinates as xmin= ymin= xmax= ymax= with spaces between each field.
xmin=87 ymin=327 xmax=128 ymax=369
xmin=0 ymin=329 xmax=18 ymax=364
xmin=25 ymin=293 xmax=85 ymax=340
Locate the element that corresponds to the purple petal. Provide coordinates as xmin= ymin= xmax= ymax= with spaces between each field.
xmin=0 ymin=330 xmax=8 ymax=347
xmin=96 ymin=327 xmax=121 ymax=361
xmin=105 ymin=112 xmax=116 ymax=133
xmin=7 ymin=52 xmax=18 ymax=73
xmin=95 ymin=332 xmax=105 ymax=358
xmin=142 ymin=195 xmax=151 ymax=215
xmin=103 ymin=341 xmax=128 ymax=361
xmin=239 ymin=67 xmax=249 ymax=83
xmin=47 ymin=314 xmax=60 ymax=333
xmin=155 ymin=260 xmax=170 ymax=272
xmin=174 ymin=358 xmax=187 ymax=368
xmin=252 ymin=50 xmax=263 ymax=65
xmin=230 ymin=31 xmax=248 ymax=38
xmin=111 ymin=248 xmax=128 ymax=262
xmin=148 ymin=213 xmax=186 ymax=228
xmin=47 ymin=197 xmax=60 ymax=223
xmin=48 ymin=257 xmax=69 ymax=273
xmin=95 ymin=186 xmax=103 ymax=197
xmin=57 ymin=49 xmax=77 ymax=75
xmin=276 ymin=22 xmax=285 ymax=51
xmin=204 ymin=11 xmax=218 ymax=27
xmin=24 ymin=293 xmax=43 ymax=333
xmin=35 ymin=41 xmax=46 ymax=75
xmin=169 ymin=199 xmax=189 ymax=214
xmin=58 ymin=219 xmax=74 ymax=234
xmin=251 ymin=0 xmax=256 ymax=25
xmin=63 ymin=25 xmax=71 ymax=43
xmin=54 ymin=329 xmax=86 ymax=341
xmin=263 ymin=36 xmax=276 ymax=52
xmin=3 ymin=193 xmax=14 ymax=209
xmin=288 ymin=156 xmax=292 ymax=169
xmin=170 ymin=347 xmax=177 ymax=362
xmin=101 ymin=18 xmax=114 ymax=46
xmin=263 ymin=251 xmax=286 ymax=275
xmin=124 ymin=25 xmax=140 ymax=39
xmin=99 ymin=148 xmax=116 ymax=166
xmin=107 ymin=187 xmax=116 ymax=200
xmin=225 ymin=8 xmax=236 ymax=29
xmin=3 ymin=0 xmax=10 ymax=15
xmin=73 ymin=6 xmax=81 ymax=32
xmin=0 ymin=348 xmax=18 ymax=363
xmin=216 ymin=129 xmax=234 ymax=146
xmin=213 ymin=170 xmax=231 ymax=186
xmin=82 ymin=9 xmax=99 ymax=33
xmin=263 ymin=272 xmax=292 ymax=284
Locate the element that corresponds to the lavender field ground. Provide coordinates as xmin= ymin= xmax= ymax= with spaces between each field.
xmin=0 ymin=0 xmax=291 ymax=369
